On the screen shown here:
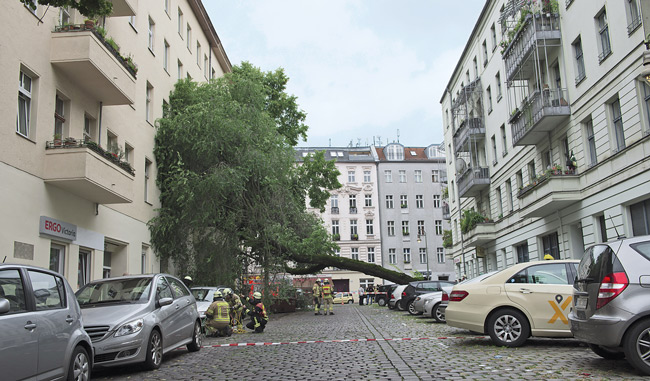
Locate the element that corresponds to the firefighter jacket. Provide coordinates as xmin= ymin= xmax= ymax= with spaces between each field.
xmin=206 ymin=299 xmax=230 ymax=324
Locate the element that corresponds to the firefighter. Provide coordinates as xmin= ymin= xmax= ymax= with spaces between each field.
xmin=223 ymin=288 xmax=245 ymax=333
xmin=182 ymin=276 xmax=193 ymax=288
xmin=321 ymin=278 xmax=334 ymax=315
xmin=246 ymin=291 xmax=268 ymax=333
xmin=205 ymin=291 xmax=232 ymax=337
xmin=313 ymin=278 xmax=322 ymax=315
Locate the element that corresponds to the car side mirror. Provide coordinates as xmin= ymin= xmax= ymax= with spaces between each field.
xmin=158 ymin=297 xmax=173 ymax=308
xmin=0 ymin=298 xmax=10 ymax=314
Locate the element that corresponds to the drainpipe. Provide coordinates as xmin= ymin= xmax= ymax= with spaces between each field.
xmin=98 ymin=101 xmax=103 ymax=146
xmin=557 ymin=210 xmax=566 ymax=259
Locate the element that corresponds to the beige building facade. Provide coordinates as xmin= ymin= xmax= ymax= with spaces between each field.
xmin=441 ymin=0 xmax=650 ymax=279
xmin=2 ymin=0 xmax=230 ymax=289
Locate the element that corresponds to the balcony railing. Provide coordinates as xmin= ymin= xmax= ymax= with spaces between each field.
xmin=457 ymin=166 xmax=490 ymax=198
xmin=442 ymin=204 xmax=450 ymax=220
xmin=331 ymin=207 xmax=339 ymax=214
xmin=349 ymin=207 xmax=357 ymax=214
xmin=511 ymin=88 xmax=570 ymax=146
xmin=453 ymin=118 xmax=485 ymax=152
xmin=503 ymin=14 xmax=561 ymax=82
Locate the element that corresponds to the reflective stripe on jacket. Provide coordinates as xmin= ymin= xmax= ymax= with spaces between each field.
xmin=322 ymin=284 xmax=333 ymax=297
xmin=207 ymin=300 xmax=230 ymax=324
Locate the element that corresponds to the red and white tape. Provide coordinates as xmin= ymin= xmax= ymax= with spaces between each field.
xmin=207 ymin=336 xmax=489 ymax=348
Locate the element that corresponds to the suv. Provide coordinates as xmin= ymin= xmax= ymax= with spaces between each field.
xmin=0 ymin=264 xmax=93 ymax=380
xmin=375 ymin=284 xmax=397 ymax=307
xmin=401 ymin=280 xmax=455 ymax=315
xmin=569 ymin=236 xmax=650 ymax=375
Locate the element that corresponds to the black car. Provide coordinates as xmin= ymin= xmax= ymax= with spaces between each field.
xmin=400 ymin=280 xmax=455 ymax=315
xmin=375 ymin=284 xmax=397 ymax=307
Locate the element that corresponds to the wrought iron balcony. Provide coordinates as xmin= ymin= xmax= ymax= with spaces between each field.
xmin=457 ymin=166 xmax=490 ymax=198
xmin=511 ymin=88 xmax=570 ymax=146
xmin=453 ymin=118 xmax=485 ymax=153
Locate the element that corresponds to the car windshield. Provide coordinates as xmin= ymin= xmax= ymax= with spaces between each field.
xmin=191 ymin=288 xmax=215 ymax=301
xmin=76 ymin=278 xmax=152 ymax=306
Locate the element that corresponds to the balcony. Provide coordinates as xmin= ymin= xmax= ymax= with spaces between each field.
xmin=50 ymin=27 xmax=135 ymax=105
xmin=453 ymin=118 xmax=485 ymax=152
xmin=511 ymin=88 xmax=570 ymax=146
xmin=463 ymin=223 xmax=496 ymax=247
xmin=503 ymin=14 xmax=561 ymax=82
xmin=331 ymin=207 xmax=339 ymax=214
xmin=349 ymin=207 xmax=357 ymax=214
xmin=109 ymin=0 xmax=137 ymax=16
xmin=44 ymin=140 xmax=135 ymax=204
xmin=518 ymin=171 xmax=581 ymax=218
xmin=457 ymin=167 xmax=490 ymax=198
xmin=442 ymin=203 xmax=450 ymax=220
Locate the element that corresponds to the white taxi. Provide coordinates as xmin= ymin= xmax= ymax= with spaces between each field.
xmin=446 ymin=259 xmax=579 ymax=347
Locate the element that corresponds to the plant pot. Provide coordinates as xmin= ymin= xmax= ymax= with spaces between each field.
xmin=85 ymin=20 xmax=95 ymax=29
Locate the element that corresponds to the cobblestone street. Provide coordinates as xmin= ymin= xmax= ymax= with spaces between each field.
xmin=94 ymin=304 xmax=645 ymax=380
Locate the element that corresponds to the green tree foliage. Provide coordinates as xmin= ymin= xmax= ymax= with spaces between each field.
xmin=21 ymin=0 xmax=112 ymax=17
xmin=149 ymin=62 xmax=414 ymax=289
xmin=442 ymin=230 xmax=453 ymax=249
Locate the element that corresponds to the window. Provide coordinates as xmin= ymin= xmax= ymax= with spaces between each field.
xmin=516 ymin=243 xmax=529 ymax=263
xmin=0 ymin=269 xmax=27 ymax=313
xmin=414 ymin=170 xmax=422 ymax=183
xmin=495 ymin=72 xmax=502 ymax=100
xmin=598 ymin=215 xmax=608 ymax=242
xmin=500 ymin=124 xmax=507 ymax=156
xmin=473 ymin=56 xmax=478 ymax=78
xmin=367 ymin=247 xmax=375 ymax=263
xmin=366 ymin=219 xmax=374 ymax=235
xmin=516 ymin=170 xmax=523 ymax=190
xmin=509 ymin=263 xmax=569 ymax=284
xmin=167 ymin=277 xmax=190 ymax=298
xmin=186 ymin=24 xmax=192 ymax=50
xmin=141 ymin=247 xmax=147 ymax=274
xmin=331 ymin=194 xmax=339 ymax=209
xmin=59 ymin=6 xmax=70 ymax=25
xmin=49 ymin=244 xmax=65 ymax=275
xmin=163 ymin=40 xmax=170 ymax=72
xmin=596 ymin=10 xmax=611 ymax=63
xmin=417 ymin=220 xmax=425 ymax=236
xmin=349 ymin=195 xmax=357 ymax=213
xmin=631 ymin=198 xmax=650 ymax=236
xmin=386 ymin=195 xmax=394 ymax=209
xmin=148 ymin=17 xmax=155 ymax=52
xmin=177 ymin=8 xmax=183 ymax=36
xmin=103 ymin=252 xmax=111 ymax=278
xmin=196 ymin=42 xmax=201 ymax=66
xmin=387 ymin=221 xmax=395 ymax=236
xmin=25 ymin=2 xmax=38 ymax=15
xmin=83 ymin=115 xmax=95 ymax=141
xmin=400 ymin=195 xmax=408 ymax=208
xmin=505 ymin=179 xmax=513 ymax=212
xmin=542 ymin=232 xmax=560 ymax=259
xmin=129 ymin=15 xmax=136 ymax=28
xmin=528 ymin=160 xmax=536 ymax=182
xmin=401 ymin=221 xmax=409 ymax=236
xmin=384 ymin=170 xmax=392 ymax=183
xmin=17 ymin=70 xmax=32 ymax=137
xmin=584 ymin=119 xmax=597 ymax=166
xmin=124 ymin=143 xmax=133 ymax=165
xmin=331 ymin=220 xmax=339 ymax=235
xmin=496 ymin=187 xmax=503 ymax=217
xmin=486 ymin=86 xmax=493 ymax=113
xmin=177 ymin=60 xmax=183 ymax=80
xmin=611 ymin=98 xmax=625 ymax=152
xmin=386 ymin=144 xmax=404 ymax=160
xmin=433 ymin=195 xmax=440 ymax=208
xmin=415 ymin=195 xmax=424 ymax=208
xmin=491 ymin=135 xmax=497 ymax=165
xmin=642 ymin=83 xmax=650 ymax=135
xmin=419 ymin=248 xmax=427 ymax=264
xmin=146 ymin=82 xmax=153 ymax=122
xmin=350 ymin=220 xmax=358 ymax=237
xmin=144 ymin=158 xmax=152 ymax=203
xmin=364 ymin=194 xmax=372 ymax=207
xmin=542 ymin=149 xmax=551 ymax=170
xmin=348 ymin=170 xmax=356 ymax=183
xmin=54 ymin=95 xmax=65 ymax=138
xmin=573 ymin=37 xmax=586 ymax=84
xmin=156 ymin=277 xmax=173 ymax=300
xmin=399 ymin=170 xmax=407 ymax=183
xmin=363 ymin=170 xmax=371 ymax=183
xmin=435 ymin=220 xmax=442 ymax=235
xmin=431 ymin=170 xmax=439 ymax=182
xmin=482 ymin=40 xmax=488 ymax=67
xmin=627 ymin=0 xmax=642 ymax=34
xmin=29 ymin=270 xmax=65 ymax=310
xmin=351 ymin=248 xmax=359 ymax=261
xmin=490 ymin=23 xmax=497 ymax=51
xmin=465 ymin=70 xmax=470 ymax=84
xmin=437 ymin=248 xmax=445 ymax=263
xmin=388 ymin=249 xmax=396 ymax=264
xmin=403 ymin=248 xmax=411 ymax=263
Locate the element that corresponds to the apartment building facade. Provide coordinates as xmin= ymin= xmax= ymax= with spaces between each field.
xmin=2 ymin=0 xmax=230 ymax=288
xmin=441 ymin=0 xmax=650 ymax=279
xmin=375 ymin=143 xmax=455 ymax=281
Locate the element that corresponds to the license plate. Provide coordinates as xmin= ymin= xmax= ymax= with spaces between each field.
xmin=576 ymin=296 xmax=588 ymax=309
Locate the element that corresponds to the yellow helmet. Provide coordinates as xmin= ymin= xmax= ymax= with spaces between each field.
xmin=222 ymin=288 xmax=232 ymax=296
xmin=253 ymin=292 xmax=262 ymax=299
xmin=324 ymin=279 xmax=330 ymax=284
xmin=214 ymin=290 xmax=223 ymax=299
xmin=316 ymin=278 xmax=321 ymax=283
xmin=544 ymin=254 xmax=554 ymax=260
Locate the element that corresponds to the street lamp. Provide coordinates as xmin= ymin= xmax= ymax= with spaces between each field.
xmin=417 ymin=231 xmax=429 ymax=280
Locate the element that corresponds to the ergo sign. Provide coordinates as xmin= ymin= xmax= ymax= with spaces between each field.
xmin=39 ymin=216 xmax=77 ymax=241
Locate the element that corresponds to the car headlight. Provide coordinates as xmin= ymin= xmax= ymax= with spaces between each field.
xmin=114 ymin=318 xmax=144 ymax=337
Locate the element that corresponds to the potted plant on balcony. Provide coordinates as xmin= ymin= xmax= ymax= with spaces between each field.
xmin=400 ymin=203 xmax=408 ymax=209
xmin=84 ymin=19 xmax=96 ymax=29
xmin=351 ymin=234 xmax=359 ymax=241
xmin=53 ymin=133 xmax=62 ymax=147
xmin=64 ymin=137 xmax=77 ymax=147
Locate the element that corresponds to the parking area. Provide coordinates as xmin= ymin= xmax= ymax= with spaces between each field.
xmin=93 ymin=303 xmax=646 ymax=380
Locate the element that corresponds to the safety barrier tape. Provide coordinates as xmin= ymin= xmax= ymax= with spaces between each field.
xmin=206 ymin=336 xmax=489 ymax=348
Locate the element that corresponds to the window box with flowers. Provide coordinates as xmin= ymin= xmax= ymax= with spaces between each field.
xmin=351 ymin=234 xmax=359 ymax=241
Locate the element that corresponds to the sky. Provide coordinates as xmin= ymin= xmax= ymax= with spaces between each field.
xmin=204 ymin=1 xmax=486 ymax=148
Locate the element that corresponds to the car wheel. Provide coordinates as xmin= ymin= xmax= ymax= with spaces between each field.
xmin=589 ymin=344 xmax=625 ymax=360
xmin=432 ymin=303 xmax=445 ymax=323
xmin=347 ymin=300 xmax=353 ymax=304
xmin=378 ymin=298 xmax=386 ymax=307
xmin=187 ymin=321 xmax=202 ymax=352
xmin=397 ymin=300 xmax=405 ymax=311
xmin=623 ymin=319 xmax=650 ymax=375
xmin=487 ymin=308 xmax=530 ymax=347
xmin=407 ymin=300 xmax=419 ymax=315
xmin=388 ymin=302 xmax=395 ymax=310
xmin=144 ymin=330 xmax=163 ymax=370
xmin=67 ymin=345 xmax=90 ymax=381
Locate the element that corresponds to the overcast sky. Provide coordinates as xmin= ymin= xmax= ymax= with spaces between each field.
xmin=204 ymin=1 xmax=486 ymax=148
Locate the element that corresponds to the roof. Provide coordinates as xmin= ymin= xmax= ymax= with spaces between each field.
xmin=188 ymin=0 xmax=232 ymax=73
xmin=295 ymin=147 xmax=376 ymax=163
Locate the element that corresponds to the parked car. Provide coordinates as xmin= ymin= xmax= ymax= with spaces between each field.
xmin=388 ymin=284 xmax=407 ymax=310
xmin=0 ymin=264 xmax=93 ymax=380
xmin=569 ymin=236 xmax=650 ymax=375
xmin=76 ymin=273 xmax=202 ymax=370
xmin=401 ymin=280 xmax=455 ymax=315
xmin=446 ymin=260 xmax=579 ymax=347
xmin=375 ymin=284 xmax=396 ymax=306
xmin=414 ymin=283 xmax=455 ymax=322
xmin=333 ymin=292 xmax=354 ymax=304
xmin=191 ymin=285 xmax=228 ymax=319
xmin=438 ymin=271 xmax=497 ymax=322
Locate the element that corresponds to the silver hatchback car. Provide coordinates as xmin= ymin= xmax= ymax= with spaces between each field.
xmin=0 ymin=264 xmax=92 ymax=380
xmin=569 ymin=236 xmax=650 ymax=375
xmin=76 ymin=273 xmax=202 ymax=370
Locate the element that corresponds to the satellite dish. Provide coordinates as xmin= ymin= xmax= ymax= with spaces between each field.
xmin=455 ymin=158 xmax=467 ymax=173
